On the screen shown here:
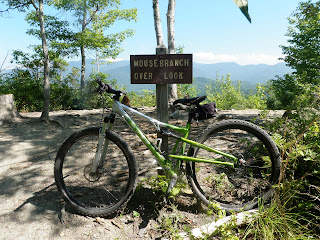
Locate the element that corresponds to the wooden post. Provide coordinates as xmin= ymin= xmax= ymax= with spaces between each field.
xmin=156 ymin=44 xmax=169 ymax=154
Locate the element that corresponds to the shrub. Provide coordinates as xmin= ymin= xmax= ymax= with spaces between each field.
xmin=265 ymin=104 xmax=320 ymax=236
xmin=0 ymin=69 xmax=43 ymax=112
xmin=127 ymin=90 xmax=156 ymax=107
xmin=206 ymin=74 xmax=267 ymax=110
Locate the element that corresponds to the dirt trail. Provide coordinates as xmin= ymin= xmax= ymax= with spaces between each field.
xmin=0 ymin=108 xmax=283 ymax=240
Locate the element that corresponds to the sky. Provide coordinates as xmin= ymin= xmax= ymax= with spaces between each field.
xmin=0 ymin=0 xmax=303 ymax=70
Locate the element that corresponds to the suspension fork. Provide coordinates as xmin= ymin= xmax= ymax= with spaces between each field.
xmin=90 ymin=111 xmax=116 ymax=173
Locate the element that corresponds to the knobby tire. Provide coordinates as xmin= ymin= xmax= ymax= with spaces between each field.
xmin=54 ymin=128 xmax=138 ymax=217
xmin=186 ymin=119 xmax=281 ymax=212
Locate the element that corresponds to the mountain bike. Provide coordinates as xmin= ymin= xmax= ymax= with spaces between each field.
xmin=54 ymin=80 xmax=281 ymax=217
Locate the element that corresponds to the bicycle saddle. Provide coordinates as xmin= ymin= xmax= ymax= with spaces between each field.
xmin=173 ymin=95 xmax=207 ymax=106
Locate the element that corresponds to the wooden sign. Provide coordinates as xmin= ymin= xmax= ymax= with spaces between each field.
xmin=130 ymin=54 xmax=192 ymax=84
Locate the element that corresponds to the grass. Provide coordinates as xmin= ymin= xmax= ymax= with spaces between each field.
xmin=239 ymin=198 xmax=316 ymax=240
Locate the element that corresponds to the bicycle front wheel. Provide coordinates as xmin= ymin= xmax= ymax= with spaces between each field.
xmin=54 ymin=128 xmax=138 ymax=217
xmin=186 ymin=119 xmax=281 ymax=212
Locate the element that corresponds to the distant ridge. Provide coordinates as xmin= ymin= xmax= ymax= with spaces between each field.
xmin=4 ymin=59 xmax=292 ymax=93
xmin=66 ymin=60 xmax=291 ymax=92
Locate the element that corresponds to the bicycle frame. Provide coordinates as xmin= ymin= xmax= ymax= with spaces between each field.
xmin=91 ymin=99 xmax=238 ymax=178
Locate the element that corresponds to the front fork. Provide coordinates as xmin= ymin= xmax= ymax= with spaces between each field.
xmin=90 ymin=113 xmax=115 ymax=174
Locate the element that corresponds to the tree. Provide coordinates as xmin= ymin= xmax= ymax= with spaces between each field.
xmin=152 ymin=0 xmax=251 ymax=103
xmin=11 ymin=49 xmax=43 ymax=81
xmin=281 ymin=0 xmax=320 ymax=85
xmin=267 ymin=1 xmax=320 ymax=109
xmin=1 ymin=48 xmax=72 ymax=111
xmin=167 ymin=0 xmax=177 ymax=103
xmin=52 ymin=0 xmax=137 ymax=90
xmin=11 ymin=47 xmax=68 ymax=83
xmin=26 ymin=12 xmax=77 ymax=58
xmin=1 ymin=0 xmax=51 ymax=122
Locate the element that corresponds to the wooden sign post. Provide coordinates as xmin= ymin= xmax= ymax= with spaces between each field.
xmin=130 ymin=49 xmax=192 ymax=154
xmin=156 ymin=45 xmax=169 ymax=154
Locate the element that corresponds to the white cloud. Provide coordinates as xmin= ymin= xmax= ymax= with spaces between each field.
xmin=193 ymin=52 xmax=284 ymax=65
xmin=104 ymin=58 xmax=127 ymax=62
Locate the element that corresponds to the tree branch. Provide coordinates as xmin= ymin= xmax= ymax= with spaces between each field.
xmin=29 ymin=0 xmax=39 ymax=11
xmin=0 ymin=51 xmax=9 ymax=72
xmin=0 ymin=2 xmax=30 ymax=13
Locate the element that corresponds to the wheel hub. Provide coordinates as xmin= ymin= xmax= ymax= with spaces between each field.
xmin=84 ymin=164 xmax=101 ymax=182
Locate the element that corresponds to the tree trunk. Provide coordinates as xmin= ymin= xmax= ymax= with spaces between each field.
xmin=153 ymin=0 xmax=164 ymax=46
xmin=167 ymin=0 xmax=175 ymax=54
xmin=0 ymin=94 xmax=20 ymax=124
xmin=167 ymin=0 xmax=178 ymax=103
xmin=38 ymin=0 xmax=50 ymax=122
xmin=80 ymin=2 xmax=87 ymax=90
xmin=80 ymin=45 xmax=86 ymax=90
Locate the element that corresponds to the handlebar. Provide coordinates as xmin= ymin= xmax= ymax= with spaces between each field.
xmin=96 ymin=79 xmax=123 ymax=100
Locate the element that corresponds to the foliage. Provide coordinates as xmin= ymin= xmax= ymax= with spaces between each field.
xmin=11 ymin=47 xmax=69 ymax=80
xmin=206 ymin=74 xmax=267 ymax=110
xmin=132 ymin=210 xmax=140 ymax=218
xmin=0 ymin=66 xmax=122 ymax=111
xmin=50 ymin=78 xmax=78 ymax=110
xmin=280 ymin=0 xmax=320 ymax=85
xmin=74 ymin=72 xmax=124 ymax=110
xmin=269 ymin=1 xmax=320 ymax=110
xmin=266 ymin=74 xmax=301 ymax=109
xmin=0 ymin=68 xmax=77 ymax=111
xmin=156 ymin=204 xmax=186 ymax=240
xmin=25 ymin=11 xmax=77 ymax=57
xmin=48 ymin=0 xmax=138 ymax=58
xmin=242 ymin=199 xmax=315 ymax=240
xmin=147 ymin=174 xmax=188 ymax=201
xmin=50 ymin=0 xmax=137 ymax=89
xmin=207 ymin=202 xmax=226 ymax=219
xmin=127 ymin=90 xmax=156 ymax=107
xmin=263 ymin=103 xmax=320 ymax=237
xmin=177 ymin=81 xmax=200 ymax=99
xmin=0 ymin=69 xmax=43 ymax=112
xmin=265 ymin=10 xmax=320 ymax=236
xmin=267 ymin=74 xmax=320 ymax=110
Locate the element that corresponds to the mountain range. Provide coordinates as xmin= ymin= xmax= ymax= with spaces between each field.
xmin=62 ymin=60 xmax=293 ymax=93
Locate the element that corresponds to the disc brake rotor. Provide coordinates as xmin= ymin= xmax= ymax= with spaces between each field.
xmin=84 ymin=164 xmax=101 ymax=182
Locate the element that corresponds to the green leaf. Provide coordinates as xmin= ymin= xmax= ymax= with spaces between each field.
xmin=132 ymin=210 xmax=140 ymax=218
xmin=171 ymin=187 xmax=180 ymax=196
xmin=233 ymin=0 xmax=251 ymax=23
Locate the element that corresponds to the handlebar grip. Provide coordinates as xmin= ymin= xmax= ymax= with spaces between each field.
xmin=96 ymin=79 xmax=122 ymax=100
xmin=96 ymin=79 xmax=112 ymax=93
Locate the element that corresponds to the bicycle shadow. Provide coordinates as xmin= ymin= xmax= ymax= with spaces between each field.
xmin=122 ymin=185 xmax=202 ymax=231
xmin=13 ymin=181 xmax=62 ymax=217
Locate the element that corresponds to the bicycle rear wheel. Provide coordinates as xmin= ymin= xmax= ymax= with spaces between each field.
xmin=54 ymin=128 xmax=138 ymax=217
xmin=186 ymin=119 xmax=281 ymax=212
